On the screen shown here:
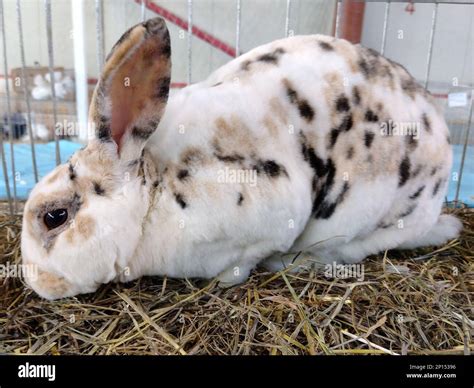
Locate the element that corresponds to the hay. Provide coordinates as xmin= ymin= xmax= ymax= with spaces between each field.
xmin=0 ymin=205 xmax=472 ymax=355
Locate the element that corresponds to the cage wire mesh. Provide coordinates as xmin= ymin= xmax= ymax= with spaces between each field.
xmin=0 ymin=0 xmax=473 ymax=216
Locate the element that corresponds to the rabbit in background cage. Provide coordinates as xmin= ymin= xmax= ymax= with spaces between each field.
xmin=31 ymin=71 xmax=74 ymax=100
xmin=20 ymin=17 xmax=462 ymax=299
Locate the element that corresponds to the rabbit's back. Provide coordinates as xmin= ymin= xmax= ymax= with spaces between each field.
xmin=147 ymin=34 xmax=453 ymax=276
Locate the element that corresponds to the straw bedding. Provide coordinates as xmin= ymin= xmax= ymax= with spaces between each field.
xmin=0 ymin=205 xmax=472 ymax=355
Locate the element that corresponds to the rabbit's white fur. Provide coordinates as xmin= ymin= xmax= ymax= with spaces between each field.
xmin=21 ymin=18 xmax=461 ymax=299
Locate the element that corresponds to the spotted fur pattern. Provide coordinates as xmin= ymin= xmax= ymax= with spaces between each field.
xmin=21 ymin=19 xmax=461 ymax=299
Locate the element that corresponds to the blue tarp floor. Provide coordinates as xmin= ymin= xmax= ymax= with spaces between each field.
xmin=0 ymin=141 xmax=473 ymax=206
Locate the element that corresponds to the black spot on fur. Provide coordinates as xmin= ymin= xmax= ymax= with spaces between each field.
xmin=432 ymin=179 xmax=442 ymax=196
xmin=285 ymin=83 xmax=315 ymax=122
xmin=422 ymin=113 xmax=432 ymax=133
xmin=300 ymin=132 xmax=326 ymax=178
xmin=177 ymin=169 xmax=189 ymax=180
xmin=256 ymin=48 xmax=285 ymax=64
xmin=254 ymin=160 xmax=288 ymax=178
xmin=401 ymin=77 xmax=425 ymax=99
xmin=96 ymin=115 xmax=110 ymax=141
xmin=237 ymin=192 xmax=244 ymax=206
xmin=155 ymin=76 xmax=171 ymax=100
xmin=298 ymin=101 xmax=315 ymax=122
xmin=286 ymin=86 xmax=298 ymax=104
xmin=329 ymin=128 xmax=340 ymax=148
xmin=364 ymin=109 xmax=378 ymax=122
xmin=315 ymin=180 xmax=349 ymax=219
xmin=339 ymin=114 xmax=353 ymax=132
xmin=358 ymin=47 xmax=394 ymax=82
xmin=399 ymin=204 xmax=417 ymax=218
xmin=138 ymin=158 xmax=146 ymax=185
xmin=346 ymin=146 xmax=354 ymax=160
xmin=336 ymin=95 xmax=350 ymax=112
xmin=160 ymin=41 xmax=171 ymax=58
xmin=174 ymin=193 xmax=187 ymax=209
xmin=430 ymin=166 xmax=439 ymax=176
xmin=409 ymin=185 xmax=425 ymax=199
xmin=358 ymin=58 xmax=371 ymax=78
xmin=68 ymin=163 xmax=76 ymax=180
xmin=214 ymin=152 xmax=245 ymax=163
xmin=446 ymin=135 xmax=451 ymax=144
xmin=153 ymin=180 xmax=160 ymax=188
xmin=312 ymin=158 xmax=336 ymax=216
xmin=318 ymin=41 xmax=334 ymax=51
xmin=131 ymin=126 xmax=153 ymax=140
xmin=398 ymin=156 xmax=411 ymax=187
xmin=364 ymin=131 xmax=375 ymax=148
xmin=212 ymin=82 xmax=223 ymax=87
xmin=352 ymin=86 xmax=361 ymax=105
xmin=93 ymin=181 xmax=105 ymax=196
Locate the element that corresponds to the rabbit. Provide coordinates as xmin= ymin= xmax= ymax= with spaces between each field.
xmin=21 ymin=17 xmax=462 ymax=300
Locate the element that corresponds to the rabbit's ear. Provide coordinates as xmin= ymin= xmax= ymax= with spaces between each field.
xmin=89 ymin=17 xmax=171 ymax=162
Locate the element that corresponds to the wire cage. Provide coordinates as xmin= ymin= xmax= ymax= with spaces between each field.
xmin=0 ymin=0 xmax=473 ymax=359
xmin=0 ymin=0 xmax=473 ymax=216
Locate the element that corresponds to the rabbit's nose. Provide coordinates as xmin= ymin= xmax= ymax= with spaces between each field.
xmin=24 ymin=267 xmax=73 ymax=300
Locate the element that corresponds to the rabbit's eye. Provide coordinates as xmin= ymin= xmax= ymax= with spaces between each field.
xmin=44 ymin=209 xmax=68 ymax=230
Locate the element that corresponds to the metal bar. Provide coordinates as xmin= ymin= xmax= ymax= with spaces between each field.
xmin=0 ymin=135 xmax=12 ymax=214
xmin=454 ymin=94 xmax=473 ymax=206
xmin=141 ymin=0 xmax=146 ymax=22
xmin=285 ymin=0 xmax=292 ymax=37
xmin=187 ymin=0 xmax=192 ymax=85
xmin=335 ymin=0 xmax=342 ymax=38
xmin=380 ymin=1 xmax=391 ymax=55
xmin=235 ymin=0 xmax=241 ymax=57
xmin=45 ymin=0 xmax=60 ymax=166
xmin=424 ymin=2 xmax=438 ymax=89
xmin=16 ymin=0 xmax=39 ymax=183
xmin=95 ymin=0 xmax=105 ymax=73
xmin=72 ymin=0 xmax=89 ymax=141
xmin=0 ymin=0 xmax=17 ymax=212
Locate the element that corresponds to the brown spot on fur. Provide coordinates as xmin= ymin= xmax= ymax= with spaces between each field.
xmin=213 ymin=116 xmax=255 ymax=157
xmin=36 ymin=269 xmax=71 ymax=297
xmin=65 ymin=214 xmax=95 ymax=243
xmin=346 ymin=146 xmax=355 ymax=159
xmin=269 ymin=97 xmax=288 ymax=125
xmin=181 ymin=147 xmax=206 ymax=166
xmin=352 ymin=86 xmax=361 ymax=105
xmin=263 ymin=116 xmax=279 ymax=137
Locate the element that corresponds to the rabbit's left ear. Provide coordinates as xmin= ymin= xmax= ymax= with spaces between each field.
xmin=89 ymin=17 xmax=171 ymax=162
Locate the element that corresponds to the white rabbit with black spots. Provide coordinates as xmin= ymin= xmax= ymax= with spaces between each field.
xmin=21 ymin=18 xmax=461 ymax=299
